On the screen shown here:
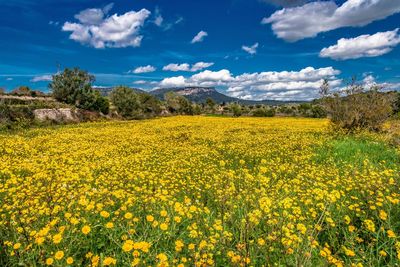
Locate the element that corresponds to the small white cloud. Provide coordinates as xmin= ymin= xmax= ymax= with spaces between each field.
xmin=31 ymin=75 xmax=53 ymax=82
xmin=263 ymin=0 xmax=400 ymax=42
xmin=162 ymin=62 xmax=214 ymax=72
xmin=163 ymin=63 xmax=190 ymax=72
xmin=191 ymin=30 xmax=208 ymax=44
xmin=154 ymin=7 xmax=164 ymax=27
xmin=242 ymin=43 xmax=259 ymax=55
xmin=190 ymin=62 xmax=214 ymax=72
xmin=160 ymin=76 xmax=187 ymax=87
xmin=62 ymin=4 xmax=151 ymax=48
xmin=131 ymin=65 xmax=156 ymax=74
xmin=320 ymin=29 xmax=400 ymax=60
xmin=133 ymin=80 xmax=147 ymax=85
xmin=6 ymin=77 xmax=13 ymax=81
xmin=191 ymin=69 xmax=233 ymax=83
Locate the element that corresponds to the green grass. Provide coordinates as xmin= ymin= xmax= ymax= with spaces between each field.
xmin=314 ymin=136 xmax=400 ymax=169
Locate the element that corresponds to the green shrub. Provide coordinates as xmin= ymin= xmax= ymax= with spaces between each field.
xmin=320 ymin=79 xmax=395 ymax=132
xmin=110 ymin=86 xmax=142 ymax=119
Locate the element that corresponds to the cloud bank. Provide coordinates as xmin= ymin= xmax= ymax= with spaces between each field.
xmin=157 ymin=66 xmax=341 ymax=101
xmin=262 ymin=0 xmax=400 ymax=42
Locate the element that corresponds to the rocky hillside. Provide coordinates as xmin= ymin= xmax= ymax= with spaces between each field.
xmin=94 ymin=86 xmax=302 ymax=105
xmin=150 ymin=87 xmax=299 ymax=105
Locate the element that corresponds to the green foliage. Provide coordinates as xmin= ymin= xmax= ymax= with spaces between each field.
xmin=0 ymin=103 xmax=35 ymax=130
xmin=10 ymin=86 xmax=31 ymax=96
xmin=229 ymin=103 xmax=242 ymax=117
xmin=137 ymin=93 xmax=162 ymax=116
xmin=110 ymin=86 xmax=142 ymax=118
xmin=164 ymin=92 xmax=194 ymax=115
xmin=320 ymin=79 xmax=394 ymax=132
xmin=205 ymin=97 xmax=216 ymax=112
xmin=49 ymin=68 xmax=109 ymax=113
xmin=76 ymin=88 xmax=109 ymax=114
xmin=252 ymin=107 xmax=275 ymax=117
xmin=394 ymin=92 xmax=400 ymax=115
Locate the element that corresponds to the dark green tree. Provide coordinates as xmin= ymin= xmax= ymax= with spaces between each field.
xmin=49 ymin=68 xmax=109 ymax=113
xmin=110 ymin=86 xmax=141 ymax=118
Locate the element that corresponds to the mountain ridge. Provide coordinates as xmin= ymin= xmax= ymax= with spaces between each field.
xmin=94 ymin=86 xmax=304 ymax=105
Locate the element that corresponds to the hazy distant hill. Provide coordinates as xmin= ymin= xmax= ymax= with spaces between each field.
xmin=94 ymin=86 xmax=302 ymax=105
xmin=149 ymin=87 xmax=300 ymax=105
xmin=93 ymin=87 xmax=145 ymax=96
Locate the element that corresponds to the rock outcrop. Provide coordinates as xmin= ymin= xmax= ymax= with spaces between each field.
xmin=34 ymin=108 xmax=79 ymax=122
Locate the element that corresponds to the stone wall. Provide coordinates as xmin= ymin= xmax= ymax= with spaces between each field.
xmin=34 ymin=108 xmax=79 ymax=122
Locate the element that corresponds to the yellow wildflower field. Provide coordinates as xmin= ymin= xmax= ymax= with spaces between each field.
xmin=0 ymin=116 xmax=399 ymax=266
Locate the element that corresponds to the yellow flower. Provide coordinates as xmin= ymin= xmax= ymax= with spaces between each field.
xmin=66 ymin=257 xmax=74 ymax=264
xmin=146 ymin=215 xmax=154 ymax=222
xmin=123 ymin=240 xmax=134 ymax=252
xmin=103 ymin=257 xmax=117 ymax=266
xmin=363 ymin=220 xmax=376 ymax=232
xmin=46 ymin=258 xmax=54 ymax=265
xmin=100 ymin=210 xmax=110 ymax=218
xmin=160 ymin=210 xmax=168 ymax=217
xmin=387 ymin=230 xmax=396 ymax=238
xmin=379 ymin=250 xmax=387 ymax=257
xmin=343 ymin=247 xmax=355 ymax=257
xmin=55 ymin=251 xmax=64 ymax=260
xmin=53 ymin=234 xmax=62 ymax=244
xmin=160 ymin=223 xmax=168 ymax=231
xmin=124 ymin=212 xmax=133 ymax=219
xmin=13 ymin=243 xmax=21 ymax=250
xmin=157 ymin=253 xmax=168 ymax=262
xmin=344 ymin=215 xmax=351 ymax=225
xmin=379 ymin=210 xmax=388 ymax=221
xmin=105 ymin=222 xmax=114 ymax=229
xmin=257 ymin=238 xmax=266 ymax=246
xmin=82 ymin=225 xmax=91 ymax=235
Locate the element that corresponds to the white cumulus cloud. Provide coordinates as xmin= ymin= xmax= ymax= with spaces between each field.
xmin=62 ymin=3 xmax=151 ymax=48
xmin=242 ymin=43 xmax=259 ymax=55
xmin=31 ymin=75 xmax=53 ymax=82
xmin=163 ymin=63 xmax=191 ymax=72
xmin=191 ymin=30 xmax=208 ymax=43
xmin=160 ymin=76 xmax=187 ymax=87
xmin=163 ymin=62 xmax=214 ymax=72
xmin=320 ymin=29 xmax=400 ymax=60
xmin=131 ymin=65 xmax=156 ymax=74
xmin=263 ymin=0 xmax=400 ymax=42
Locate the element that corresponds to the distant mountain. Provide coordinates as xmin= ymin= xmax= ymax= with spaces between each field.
xmin=93 ymin=86 xmax=303 ymax=105
xmin=93 ymin=87 xmax=145 ymax=96
xmin=149 ymin=87 xmax=301 ymax=105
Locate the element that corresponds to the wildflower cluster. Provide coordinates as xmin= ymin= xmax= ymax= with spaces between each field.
xmin=0 ymin=117 xmax=399 ymax=266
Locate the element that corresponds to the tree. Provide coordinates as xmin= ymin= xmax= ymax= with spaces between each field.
xmin=252 ymin=107 xmax=275 ymax=117
xmin=205 ymin=97 xmax=216 ymax=112
xmin=110 ymin=86 xmax=142 ymax=118
xmin=394 ymin=92 xmax=400 ymax=115
xmin=49 ymin=68 xmax=109 ymax=113
xmin=229 ymin=103 xmax=242 ymax=117
xmin=320 ymin=78 xmax=395 ymax=132
xmin=50 ymin=68 xmax=95 ymax=104
xmin=164 ymin=92 xmax=193 ymax=115
xmin=11 ymin=86 xmax=32 ymax=96
xmin=137 ymin=93 xmax=162 ymax=116
xmin=0 ymin=88 xmax=5 ymax=95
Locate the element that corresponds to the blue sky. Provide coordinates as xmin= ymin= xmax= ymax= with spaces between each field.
xmin=0 ymin=0 xmax=399 ymax=100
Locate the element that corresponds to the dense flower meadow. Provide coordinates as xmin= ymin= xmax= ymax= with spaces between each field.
xmin=0 ymin=117 xmax=399 ymax=266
